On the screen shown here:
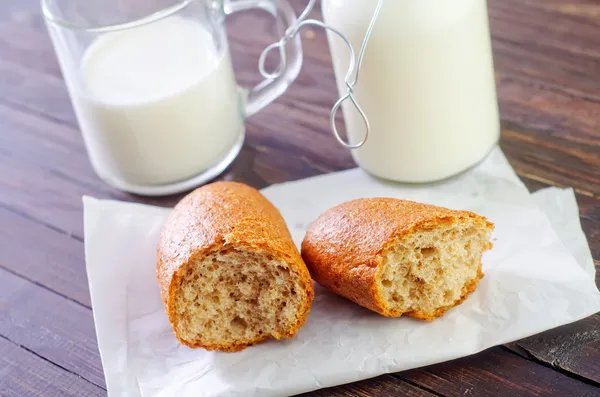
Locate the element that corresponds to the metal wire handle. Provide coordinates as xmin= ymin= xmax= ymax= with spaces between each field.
xmin=258 ymin=0 xmax=383 ymax=149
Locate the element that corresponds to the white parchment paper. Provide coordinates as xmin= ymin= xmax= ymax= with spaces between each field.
xmin=83 ymin=148 xmax=600 ymax=397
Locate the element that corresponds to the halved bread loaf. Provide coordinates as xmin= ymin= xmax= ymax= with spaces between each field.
xmin=157 ymin=182 xmax=314 ymax=352
xmin=301 ymin=198 xmax=494 ymax=320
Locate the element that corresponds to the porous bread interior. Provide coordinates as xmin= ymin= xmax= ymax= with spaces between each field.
xmin=378 ymin=222 xmax=491 ymax=317
xmin=172 ymin=248 xmax=308 ymax=349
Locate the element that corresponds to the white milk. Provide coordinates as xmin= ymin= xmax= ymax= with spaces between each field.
xmin=71 ymin=16 xmax=242 ymax=186
xmin=322 ymin=0 xmax=500 ymax=182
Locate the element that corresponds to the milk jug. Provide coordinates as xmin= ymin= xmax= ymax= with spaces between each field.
xmin=322 ymin=0 xmax=500 ymax=182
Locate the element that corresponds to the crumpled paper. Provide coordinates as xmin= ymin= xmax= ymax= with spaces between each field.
xmin=83 ymin=147 xmax=600 ymax=397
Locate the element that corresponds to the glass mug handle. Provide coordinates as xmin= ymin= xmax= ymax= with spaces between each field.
xmin=222 ymin=0 xmax=303 ymax=117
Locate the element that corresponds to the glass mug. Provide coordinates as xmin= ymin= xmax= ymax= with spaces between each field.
xmin=43 ymin=0 xmax=302 ymax=195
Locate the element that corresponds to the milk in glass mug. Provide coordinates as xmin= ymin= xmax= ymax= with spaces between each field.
xmin=43 ymin=0 xmax=302 ymax=195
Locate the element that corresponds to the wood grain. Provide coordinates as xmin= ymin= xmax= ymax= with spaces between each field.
xmin=295 ymin=375 xmax=436 ymax=397
xmin=0 ymin=205 xmax=90 ymax=307
xmin=490 ymin=0 xmax=600 ymax=195
xmin=507 ymin=316 xmax=600 ymax=385
xmin=0 ymin=336 xmax=104 ymax=397
xmin=0 ymin=268 xmax=104 ymax=388
xmin=396 ymin=347 xmax=600 ymax=397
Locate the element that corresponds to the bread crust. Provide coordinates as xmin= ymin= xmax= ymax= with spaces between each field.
xmin=301 ymin=198 xmax=493 ymax=319
xmin=157 ymin=181 xmax=314 ymax=351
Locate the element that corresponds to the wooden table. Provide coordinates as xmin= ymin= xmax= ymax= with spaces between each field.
xmin=1 ymin=0 xmax=599 ymax=396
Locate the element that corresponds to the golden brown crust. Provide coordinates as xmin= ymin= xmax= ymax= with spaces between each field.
xmin=157 ymin=181 xmax=314 ymax=351
xmin=301 ymin=198 xmax=493 ymax=319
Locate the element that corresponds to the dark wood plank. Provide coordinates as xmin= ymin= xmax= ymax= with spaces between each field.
xmin=395 ymin=347 xmax=600 ymax=397
xmin=489 ymin=0 xmax=600 ymax=195
xmin=0 ymin=268 xmax=105 ymax=388
xmin=0 ymin=0 xmax=64 ymax=75
xmin=0 ymin=205 xmax=90 ymax=307
xmin=490 ymin=0 xmax=600 ymax=100
xmin=295 ymin=375 xmax=436 ymax=397
xmin=506 ymin=316 xmax=600 ymax=384
xmin=500 ymin=126 xmax=600 ymax=198
xmin=0 ymin=58 xmax=75 ymax=125
xmin=0 ymin=336 xmax=105 ymax=397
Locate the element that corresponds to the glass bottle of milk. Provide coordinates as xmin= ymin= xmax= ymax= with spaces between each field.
xmin=322 ymin=0 xmax=501 ymax=182
xmin=44 ymin=0 xmax=302 ymax=195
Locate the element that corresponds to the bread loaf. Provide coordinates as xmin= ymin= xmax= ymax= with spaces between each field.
xmin=157 ymin=182 xmax=314 ymax=352
xmin=301 ymin=198 xmax=493 ymax=320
